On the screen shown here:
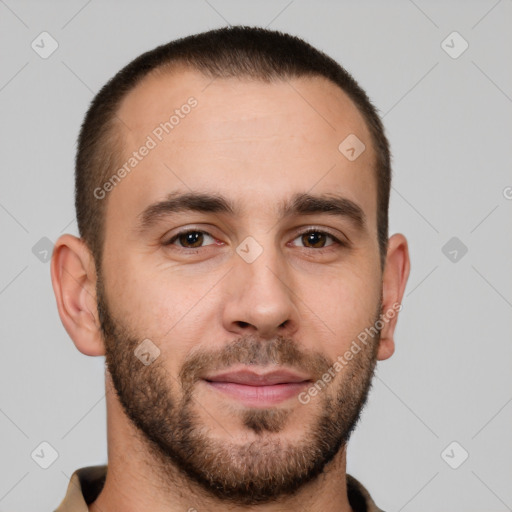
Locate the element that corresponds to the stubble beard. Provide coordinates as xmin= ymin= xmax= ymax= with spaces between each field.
xmin=96 ymin=271 xmax=381 ymax=506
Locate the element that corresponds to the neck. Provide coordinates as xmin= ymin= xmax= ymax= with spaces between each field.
xmin=89 ymin=373 xmax=354 ymax=512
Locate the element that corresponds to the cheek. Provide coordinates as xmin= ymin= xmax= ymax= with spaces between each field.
xmin=300 ymin=267 xmax=381 ymax=350
xmin=106 ymin=259 xmax=219 ymax=356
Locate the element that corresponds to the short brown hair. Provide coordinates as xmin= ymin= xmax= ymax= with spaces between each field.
xmin=75 ymin=25 xmax=391 ymax=271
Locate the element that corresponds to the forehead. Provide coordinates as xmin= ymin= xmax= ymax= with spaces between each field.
xmin=118 ymin=66 xmax=371 ymax=147
xmin=107 ymin=66 xmax=377 ymax=231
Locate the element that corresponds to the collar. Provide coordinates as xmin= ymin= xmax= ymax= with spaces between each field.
xmin=54 ymin=465 xmax=384 ymax=512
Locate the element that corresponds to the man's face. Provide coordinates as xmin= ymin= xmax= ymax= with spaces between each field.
xmin=98 ymin=68 xmax=383 ymax=504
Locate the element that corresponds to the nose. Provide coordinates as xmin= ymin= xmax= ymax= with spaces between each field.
xmin=221 ymin=244 xmax=300 ymax=339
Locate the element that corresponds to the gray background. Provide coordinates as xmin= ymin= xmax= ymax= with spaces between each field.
xmin=1 ymin=0 xmax=511 ymax=510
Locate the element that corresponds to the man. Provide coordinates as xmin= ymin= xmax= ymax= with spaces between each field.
xmin=50 ymin=25 xmax=410 ymax=512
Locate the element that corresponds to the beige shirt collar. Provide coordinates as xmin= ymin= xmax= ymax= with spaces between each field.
xmin=55 ymin=465 xmax=384 ymax=512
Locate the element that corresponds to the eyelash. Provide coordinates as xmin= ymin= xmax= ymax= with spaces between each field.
xmin=165 ymin=227 xmax=346 ymax=252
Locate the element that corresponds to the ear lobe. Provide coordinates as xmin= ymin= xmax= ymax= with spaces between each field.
xmin=50 ymin=234 xmax=105 ymax=356
xmin=377 ymin=233 xmax=410 ymax=361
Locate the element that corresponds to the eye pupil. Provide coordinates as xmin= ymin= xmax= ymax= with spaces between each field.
xmin=303 ymin=232 xmax=326 ymax=248
xmin=180 ymin=231 xmax=203 ymax=248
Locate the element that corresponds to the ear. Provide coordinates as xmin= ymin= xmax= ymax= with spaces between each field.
xmin=376 ymin=233 xmax=410 ymax=361
xmin=50 ymin=234 xmax=105 ymax=356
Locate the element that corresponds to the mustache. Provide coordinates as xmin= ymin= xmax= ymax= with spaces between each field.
xmin=178 ymin=335 xmax=333 ymax=391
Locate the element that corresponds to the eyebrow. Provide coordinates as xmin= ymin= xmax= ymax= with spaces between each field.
xmin=135 ymin=191 xmax=366 ymax=234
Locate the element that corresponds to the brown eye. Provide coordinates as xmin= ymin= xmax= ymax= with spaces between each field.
xmin=301 ymin=231 xmax=328 ymax=248
xmin=167 ymin=230 xmax=216 ymax=248
xmin=293 ymin=230 xmax=339 ymax=249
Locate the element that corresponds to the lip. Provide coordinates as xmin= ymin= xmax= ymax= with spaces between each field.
xmin=204 ymin=368 xmax=312 ymax=386
xmin=202 ymin=367 xmax=312 ymax=407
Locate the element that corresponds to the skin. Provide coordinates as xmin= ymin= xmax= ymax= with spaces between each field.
xmin=51 ymin=67 xmax=410 ymax=512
